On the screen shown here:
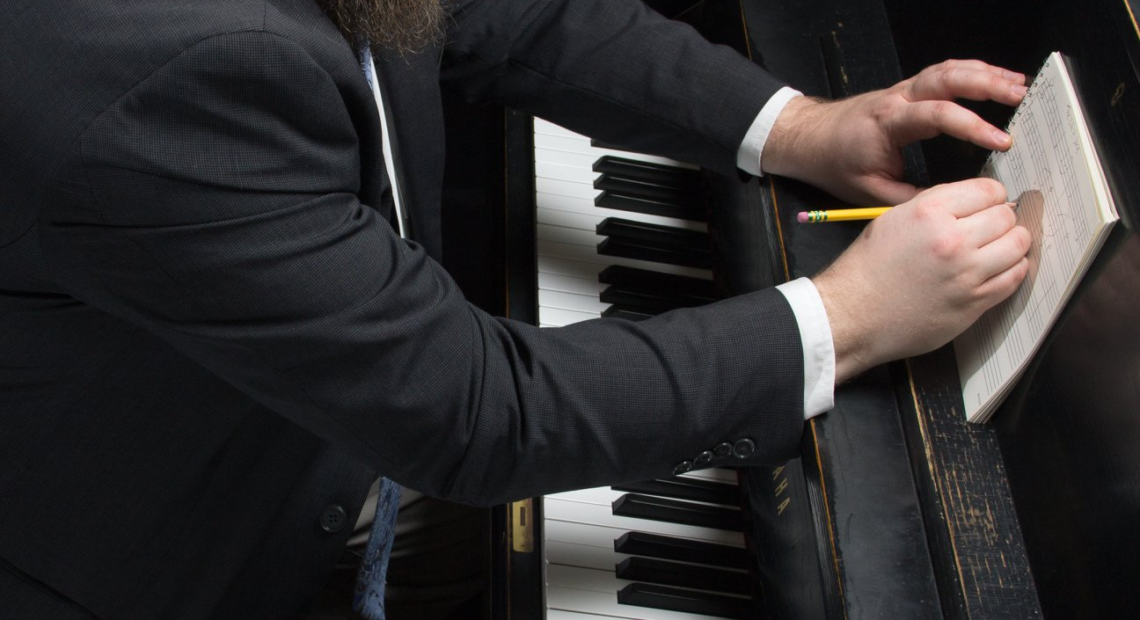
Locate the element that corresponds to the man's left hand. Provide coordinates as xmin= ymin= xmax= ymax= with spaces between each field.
xmin=761 ymin=59 xmax=1027 ymax=205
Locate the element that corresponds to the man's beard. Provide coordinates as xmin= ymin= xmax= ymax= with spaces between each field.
xmin=317 ymin=0 xmax=445 ymax=54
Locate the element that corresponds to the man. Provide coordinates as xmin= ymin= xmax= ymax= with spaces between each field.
xmin=0 ymin=0 xmax=1030 ymax=619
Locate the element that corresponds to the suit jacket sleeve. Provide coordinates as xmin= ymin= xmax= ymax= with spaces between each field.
xmin=40 ymin=30 xmax=804 ymax=506
xmin=441 ymin=0 xmax=788 ymax=175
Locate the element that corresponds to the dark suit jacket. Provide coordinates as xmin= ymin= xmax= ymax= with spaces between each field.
xmin=0 ymin=0 xmax=805 ymax=618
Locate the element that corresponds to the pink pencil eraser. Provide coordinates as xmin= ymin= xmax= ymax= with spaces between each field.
xmin=796 ymin=212 xmax=808 ymax=223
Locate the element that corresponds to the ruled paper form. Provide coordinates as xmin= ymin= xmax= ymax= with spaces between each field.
xmin=954 ymin=52 xmax=1118 ymax=423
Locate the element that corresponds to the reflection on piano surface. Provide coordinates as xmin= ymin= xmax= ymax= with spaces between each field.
xmin=435 ymin=0 xmax=1140 ymax=618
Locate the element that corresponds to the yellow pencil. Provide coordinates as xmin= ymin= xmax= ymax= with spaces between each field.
xmin=798 ymin=207 xmax=891 ymax=223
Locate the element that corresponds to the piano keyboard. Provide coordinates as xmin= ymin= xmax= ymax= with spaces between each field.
xmin=533 ymin=119 xmax=755 ymax=619
xmin=534 ymin=118 xmax=717 ymax=327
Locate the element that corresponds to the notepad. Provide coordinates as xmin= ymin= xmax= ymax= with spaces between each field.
xmin=954 ymin=52 xmax=1119 ymax=423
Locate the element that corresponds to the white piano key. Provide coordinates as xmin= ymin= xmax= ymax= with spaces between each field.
xmin=539 ymin=239 xmax=713 ymax=280
xmin=538 ymin=205 xmax=708 ymax=235
xmin=537 ymin=223 xmax=602 ymax=248
xmin=547 ymin=568 xmax=728 ymax=620
xmin=545 ymin=539 xmax=631 ymax=572
xmin=539 ymin=272 xmax=605 ymax=296
xmin=539 ymin=306 xmax=601 ymax=327
xmin=537 ymin=208 xmax=607 ymax=232
xmin=533 ymin=130 xmax=698 ymax=169
xmin=545 ymin=518 xmax=635 ymax=550
xmin=545 ymin=474 xmax=742 ymax=511
xmin=546 ymin=609 xmax=629 ymax=620
xmin=542 ymin=517 xmax=747 ymax=556
xmin=535 ymin=191 xmax=601 ymax=214
xmin=548 ymin=563 xmax=630 ymax=593
xmin=546 ymin=600 xmax=729 ymax=620
xmin=534 ymin=118 xmax=589 ymax=138
xmin=544 ymin=498 xmax=745 ymax=546
xmin=534 ymin=159 xmax=604 ymax=184
xmin=534 ymin=133 xmax=596 ymax=155
xmin=535 ymin=147 xmax=605 ymax=169
xmin=536 ymin=191 xmax=707 ymax=230
xmin=546 ymin=535 xmax=750 ymax=576
xmin=544 ymin=519 xmax=744 ymax=560
xmin=537 ymin=255 xmax=604 ymax=280
xmin=547 ymin=486 xmax=627 ymax=506
xmin=549 ymin=485 xmax=742 ymax=512
xmin=536 ymin=176 xmax=602 ymax=200
xmin=539 ymin=289 xmax=610 ymax=315
xmin=548 ymin=563 xmax=748 ymax=599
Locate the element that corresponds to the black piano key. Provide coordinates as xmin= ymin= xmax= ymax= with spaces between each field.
xmin=602 ymin=306 xmax=656 ymax=321
xmin=613 ymin=477 xmax=741 ymax=507
xmin=598 ymin=265 xmax=718 ymax=301
xmin=600 ymin=286 xmax=694 ymax=315
xmin=617 ymin=582 xmax=752 ymax=620
xmin=595 ymin=220 xmax=712 ymax=269
xmin=612 ymin=493 xmax=743 ymax=531
xmin=595 ymin=175 xmax=695 ymax=205
xmin=597 ymin=237 xmax=713 ymax=270
xmin=596 ymin=217 xmax=709 ymax=249
xmin=615 ymin=531 xmax=749 ymax=569
xmin=592 ymin=155 xmax=702 ymax=192
xmin=595 ymin=190 xmax=706 ymax=222
xmin=616 ymin=556 xmax=751 ymax=596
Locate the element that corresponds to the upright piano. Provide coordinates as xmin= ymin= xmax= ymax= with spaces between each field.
xmin=435 ymin=0 xmax=1140 ymax=618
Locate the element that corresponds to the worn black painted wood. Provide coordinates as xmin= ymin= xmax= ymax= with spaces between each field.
xmin=889 ymin=2 xmax=1140 ymax=619
xmin=738 ymin=0 xmax=1048 ymax=618
xmin=885 ymin=2 xmax=1140 ymax=619
xmin=737 ymin=1 xmax=954 ymax=619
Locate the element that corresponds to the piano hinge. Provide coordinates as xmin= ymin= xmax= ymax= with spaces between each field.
xmin=510 ymin=498 xmax=534 ymax=553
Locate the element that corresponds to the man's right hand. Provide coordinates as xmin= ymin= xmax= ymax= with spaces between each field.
xmin=812 ymin=178 xmax=1031 ymax=382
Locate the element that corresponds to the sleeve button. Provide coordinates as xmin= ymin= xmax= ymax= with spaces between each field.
xmin=694 ymin=451 xmax=714 ymax=467
xmin=732 ymin=438 xmax=756 ymax=459
xmin=672 ymin=460 xmax=694 ymax=476
xmin=319 ymin=505 xmax=348 ymax=533
xmin=713 ymin=442 xmax=733 ymax=458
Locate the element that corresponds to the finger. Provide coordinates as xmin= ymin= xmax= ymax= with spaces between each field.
xmin=890 ymin=100 xmax=1013 ymax=151
xmin=908 ymin=63 xmax=1028 ymax=106
xmin=924 ymin=59 xmax=1026 ymax=85
xmin=973 ymin=224 xmax=1032 ymax=282
xmin=975 ymin=256 xmax=1030 ymax=308
xmin=959 ymin=202 xmax=1018 ymax=248
xmin=923 ymin=178 xmax=1008 ymax=218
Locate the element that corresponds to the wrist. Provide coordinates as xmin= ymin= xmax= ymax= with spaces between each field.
xmin=760 ymin=95 xmax=828 ymax=177
xmin=811 ymin=266 xmax=880 ymax=383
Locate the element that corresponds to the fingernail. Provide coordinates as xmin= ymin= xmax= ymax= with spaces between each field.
xmin=992 ymin=129 xmax=1012 ymax=146
xmin=1011 ymin=84 xmax=1028 ymax=98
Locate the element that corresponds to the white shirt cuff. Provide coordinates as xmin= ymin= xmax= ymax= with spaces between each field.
xmin=736 ymin=86 xmax=804 ymax=176
xmin=774 ymin=277 xmax=835 ymax=419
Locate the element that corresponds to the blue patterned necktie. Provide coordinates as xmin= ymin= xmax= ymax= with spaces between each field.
xmin=353 ymin=477 xmax=403 ymax=620
xmin=353 ymin=44 xmax=404 ymax=620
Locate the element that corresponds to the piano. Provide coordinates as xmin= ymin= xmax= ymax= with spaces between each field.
xmin=434 ymin=0 xmax=1140 ymax=618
